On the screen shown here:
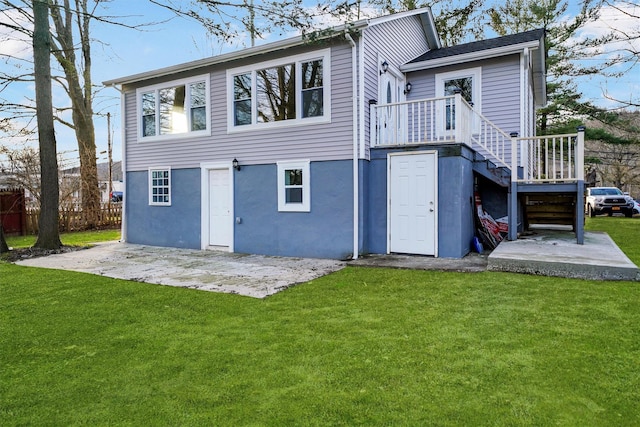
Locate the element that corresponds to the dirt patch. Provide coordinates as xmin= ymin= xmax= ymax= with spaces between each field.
xmin=1 ymin=245 xmax=89 ymax=263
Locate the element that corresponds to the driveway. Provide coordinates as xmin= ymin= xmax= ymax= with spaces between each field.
xmin=15 ymin=242 xmax=346 ymax=298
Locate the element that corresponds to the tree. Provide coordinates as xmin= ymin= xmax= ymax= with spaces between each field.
xmin=0 ymin=0 xmax=102 ymax=229
xmin=365 ymin=0 xmax=484 ymax=45
xmin=567 ymin=0 xmax=640 ymax=109
xmin=32 ymin=0 xmax=61 ymax=249
xmin=0 ymin=144 xmax=82 ymax=207
xmin=486 ymin=0 xmax=605 ymax=134
xmin=0 ymin=225 xmax=8 ymax=253
xmin=49 ymin=0 xmax=100 ymax=228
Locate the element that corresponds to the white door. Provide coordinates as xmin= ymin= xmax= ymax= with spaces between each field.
xmin=389 ymin=152 xmax=437 ymax=255
xmin=379 ymin=67 xmax=406 ymax=145
xmin=208 ymin=169 xmax=231 ymax=247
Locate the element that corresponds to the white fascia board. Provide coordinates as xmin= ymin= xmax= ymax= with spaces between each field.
xmin=103 ymin=22 xmax=369 ymax=87
xmin=400 ymin=40 xmax=541 ymax=72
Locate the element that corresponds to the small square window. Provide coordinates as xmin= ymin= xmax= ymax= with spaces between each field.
xmin=149 ymin=168 xmax=171 ymax=206
xmin=277 ymin=160 xmax=310 ymax=212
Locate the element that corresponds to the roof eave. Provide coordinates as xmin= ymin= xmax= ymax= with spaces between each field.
xmin=103 ymin=21 xmax=368 ymax=87
xmin=400 ymin=39 xmax=541 ymax=72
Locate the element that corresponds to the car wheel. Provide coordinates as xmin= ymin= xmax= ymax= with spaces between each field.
xmin=588 ymin=204 xmax=596 ymax=217
xmin=625 ymin=211 xmax=633 ymax=218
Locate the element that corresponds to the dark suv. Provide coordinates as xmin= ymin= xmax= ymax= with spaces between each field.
xmin=585 ymin=187 xmax=634 ymax=217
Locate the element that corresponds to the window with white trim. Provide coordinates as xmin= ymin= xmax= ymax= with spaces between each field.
xmin=228 ymin=50 xmax=330 ymax=131
xmin=149 ymin=167 xmax=171 ymax=206
xmin=138 ymin=75 xmax=210 ymax=140
xmin=435 ymin=67 xmax=482 ymax=134
xmin=277 ymin=160 xmax=310 ymax=212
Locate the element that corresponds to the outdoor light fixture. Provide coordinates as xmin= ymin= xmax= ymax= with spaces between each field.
xmin=232 ymin=158 xmax=241 ymax=171
xmin=380 ymin=60 xmax=389 ymax=74
xmin=404 ymin=82 xmax=412 ymax=94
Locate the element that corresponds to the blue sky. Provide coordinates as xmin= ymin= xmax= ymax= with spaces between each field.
xmin=1 ymin=0 xmax=638 ymax=167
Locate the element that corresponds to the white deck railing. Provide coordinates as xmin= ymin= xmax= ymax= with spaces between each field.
xmin=511 ymin=131 xmax=585 ymax=183
xmin=370 ymin=93 xmax=511 ymax=169
xmin=370 ymin=95 xmax=585 ymax=180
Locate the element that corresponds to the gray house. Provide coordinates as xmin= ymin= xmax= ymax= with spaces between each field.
xmin=104 ymin=7 xmax=585 ymax=260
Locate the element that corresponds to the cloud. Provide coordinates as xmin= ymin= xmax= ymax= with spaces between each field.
xmin=0 ymin=8 xmax=32 ymax=60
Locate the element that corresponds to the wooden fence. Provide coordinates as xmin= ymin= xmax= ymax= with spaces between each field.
xmin=26 ymin=203 xmax=122 ymax=234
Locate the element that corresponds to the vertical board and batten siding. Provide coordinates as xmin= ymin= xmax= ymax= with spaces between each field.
xmin=123 ymin=42 xmax=355 ymax=172
xmin=361 ymin=16 xmax=430 ymax=158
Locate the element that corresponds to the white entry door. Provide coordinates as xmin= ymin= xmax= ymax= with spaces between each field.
xmin=389 ymin=152 xmax=437 ymax=255
xmin=378 ymin=65 xmax=406 ymax=145
xmin=208 ymin=168 xmax=232 ymax=247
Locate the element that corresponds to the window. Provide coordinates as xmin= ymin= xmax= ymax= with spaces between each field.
xmin=227 ymin=50 xmax=330 ymax=131
xmin=277 ymin=160 xmax=310 ymax=212
xmin=138 ymin=75 xmax=210 ymax=140
xmin=435 ymin=67 xmax=482 ymax=134
xmin=149 ymin=168 xmax=171 ymax=206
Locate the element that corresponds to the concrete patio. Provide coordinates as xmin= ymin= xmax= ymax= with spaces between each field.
xmin=13 ymin=228 xmax=638 ymax=300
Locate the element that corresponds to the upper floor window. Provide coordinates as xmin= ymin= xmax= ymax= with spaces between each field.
xmin=227 ymin=50 xmax=330 ymax=131
xmin=138 ymin=75 xmax=210 ymax=140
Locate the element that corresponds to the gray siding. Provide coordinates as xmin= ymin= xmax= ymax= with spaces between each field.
xmin=123 ymin=43 xmax=355 ymax=172
xmin=406 ymin=54 xmax=522 ymax=132
xmin=404 ymin=54 xmax=523 ymax=163
xmin=362 ymin=16 xmax=431 ymax=157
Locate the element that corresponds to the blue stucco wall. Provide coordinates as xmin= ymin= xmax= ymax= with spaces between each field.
xmin=365 ymin=145 xmax=476 ymax=258
xmin=234 ymin=160 xmax=354 ymax=259
xmin=125 ymin=168 xmax=201 ymax=249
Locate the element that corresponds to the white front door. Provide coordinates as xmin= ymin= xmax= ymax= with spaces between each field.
xmin=389 ymin=152 xmax=437 ymax=256
xmin=378 ymin=64 xmax=406 ymax=145
xmin=208 ymin=168 xmax=232 ymax=247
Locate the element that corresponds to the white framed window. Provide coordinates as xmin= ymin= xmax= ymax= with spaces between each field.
xmin=277 ymin=160 xmax=310 ymax=212
xmin=227 ymin=50 xmax=331 ymax=132
xmin=137 ymin=75 xmax=210 ymax=141
xmin=435 ymin=67 xmax=482 ymax=135
xmin=149 ymin=167 xmax=171 ymax=206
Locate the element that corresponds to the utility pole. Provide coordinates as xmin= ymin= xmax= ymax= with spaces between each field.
xmin=107 ymin=112 xmax=112 ymax=209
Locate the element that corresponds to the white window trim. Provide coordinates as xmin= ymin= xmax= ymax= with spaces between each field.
xmin=226 ymin=49 xmax=331 ymax=133
xmin=148 ymin=167 xmax=172 ymax=206
xmin=435 ymin=67 xmax=482 ymax=136
xmin=137 ymin=74 xmax=211 ymax=142
xmin=435 ymin=67 xmax=482 ymax=111
xmin=277 ymin=160 xmax=310 ymax=212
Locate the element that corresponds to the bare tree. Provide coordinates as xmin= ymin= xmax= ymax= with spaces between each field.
xmin=0 ymin=0 xmax=108 ymax=230
xmin=32 ymin=0 xmax=61 ymax=249
xmin=49 ymin=0 xmax=100 ymax=228
xmin=0 ymin=144 xmax=81 ymax=207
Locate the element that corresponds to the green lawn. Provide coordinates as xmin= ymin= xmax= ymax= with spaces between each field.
xmin=4 ymin=229 xmax=121 ymax=249
xmin=1 ymin=220 xmax=638 ymax=425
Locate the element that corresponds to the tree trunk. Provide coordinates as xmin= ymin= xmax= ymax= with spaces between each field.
xmin=0 ymin=225 xmax=8 ymax=253
xmin=33 ymin=0 xmax=62 ymax=250
xmin=50 ymin=0 xmax=100 ymax=229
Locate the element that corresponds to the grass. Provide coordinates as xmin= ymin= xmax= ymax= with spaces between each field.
xmin=1 ymin=220 xmax=639 ymax=425
xmin=4 ymin=229 xmax=121 ymax=249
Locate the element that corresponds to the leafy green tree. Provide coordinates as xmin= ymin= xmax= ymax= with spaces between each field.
xmin=486 ymin=0 xmax=605 ymax=134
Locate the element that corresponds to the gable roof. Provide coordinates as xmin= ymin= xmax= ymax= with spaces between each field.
xmin=402 ymin=29 xmax=546 ymax=106
xmin=103 ymin=7 xmax=439 ymax=87
xmin=406 ymin=29 xmax=544 ymax=65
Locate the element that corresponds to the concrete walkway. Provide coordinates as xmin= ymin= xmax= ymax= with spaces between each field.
xmin=14 ymin=229 xmax=638 ymax=300
xmin=15 ymin=242 xmax=346 ymax=298
xmin=488 ymin=230 xmax=639 ymax=281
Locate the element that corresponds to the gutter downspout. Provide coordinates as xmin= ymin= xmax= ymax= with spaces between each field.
xmin=107 ymin=83 xmax=127 ymax=243
xmin=345 ymin=31 xmax=359 ymax=260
